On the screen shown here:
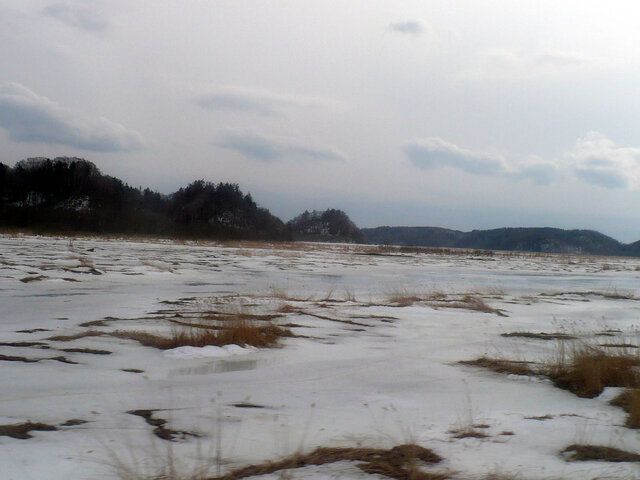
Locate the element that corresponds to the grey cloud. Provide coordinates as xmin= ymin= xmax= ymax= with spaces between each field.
xmin=404 ymin=137 xmax=558 ymax=184
xmin=0 ymin=83 xmax=143 ymax=152
xmin=388 ymin=20 xmax=425 ymax=35
xmin=43 ymin=2 xmax=108 ymax=31
xmin=565 ymin=131 xmax=640 ymax=189
xmin=216 ymin=131 xmax=345 ymax=162
xmin=404 ymin=137 xmax=510 ymax=175
xmin=199 ymin=86 xmax=339 ymax=116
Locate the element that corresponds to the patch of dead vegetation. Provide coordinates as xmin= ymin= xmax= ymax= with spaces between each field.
xmin=50 ymin=321 xmax=292 ymax=350
xmin=610 ymin=389 xmax=640 ymax=428
xmin=213 ymin=444 xmax=445 ymax=480
xmin=464 ymin=343 xmax=640 ymax=401
xmin=561 ymin=444 xmax=640 ymax=462
xmin=383 ymin=290 xmax=505 ymax=316
xmin=0 ymin=422 xmax=58 ymax=439
xmin=449 ymin=429 xmax=489 ymax=439
xmin=546 ymin=346 xmax=640 ymax=398
xmin=459 ymin=357 xmax=536 ymax=376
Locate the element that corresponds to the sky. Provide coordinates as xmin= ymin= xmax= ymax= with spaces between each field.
xmin=1 ymin=1 xmax=640 ymax=242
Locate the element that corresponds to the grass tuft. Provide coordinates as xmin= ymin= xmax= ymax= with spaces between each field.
xmin=562 ymin=444 xmax=640 ymax=462
xmin=546 ymin=346 xmax=640 ymax=398
xmin=212 ymin=443 xmax=445 ymax=480
xmin=459 ymin=357 xmax=536 ymax=376
xmin=610 ymin=388 xmax=640 ymax=428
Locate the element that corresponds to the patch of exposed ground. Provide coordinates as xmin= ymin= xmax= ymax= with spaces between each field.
xmin=59 ymin=347 xmax=112 ymax=355
xmin=500 ymin=332 xmax=577 ymax=340
xmin=212 ymin=444 xmax=445 ymax=480
xmin=0 ymin=353 xmax=78 ymax=364
xmin=0 ymin=422 xmax=58 ymax=439
xmin=562 ymin=444 xmax=640 ymax=462
xmin=126 ymin=409 xmax=199 ymax=442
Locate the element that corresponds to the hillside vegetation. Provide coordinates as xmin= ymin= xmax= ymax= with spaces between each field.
xmin=0 ymin=157 xmax=365 ymax=243
xmin=362 ymin=226 xmax=640 ymax=256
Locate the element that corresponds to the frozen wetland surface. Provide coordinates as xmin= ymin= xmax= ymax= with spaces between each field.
xmin=1 ymin=234 xmax=640 ymax=479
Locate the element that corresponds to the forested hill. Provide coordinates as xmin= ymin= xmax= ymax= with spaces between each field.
xmin=0 ymin=157 xmax=288 ymax=240
xmin=362 ymin=226 xmax=640 ymax=256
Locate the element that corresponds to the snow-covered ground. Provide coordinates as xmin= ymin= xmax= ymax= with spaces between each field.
xmin=1 ymin=234 xmax=640 ymax=479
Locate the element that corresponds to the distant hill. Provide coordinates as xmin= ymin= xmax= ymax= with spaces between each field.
xmin=288 ymin=209 xmax=365 ymax=243
xmin=362 ymin=226 xmax=640 ymax=257
xmin=0 ymin=157 xmax=289 ymax=240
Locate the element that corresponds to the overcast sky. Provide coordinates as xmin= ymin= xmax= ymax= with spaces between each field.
xmin=2 ymin=1 xmax=640 ymax=241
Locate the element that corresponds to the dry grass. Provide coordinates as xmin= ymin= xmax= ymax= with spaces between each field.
xmin=49 ymin=321 xmax=292 ymax=350
xmin=383 ymin=289 xmax=503 ymax=315
xmin=211 ymin=444 xmax=445 ymax=480
xmin=114 ymin=322 xmax=291 ymax=350
xmin=465 ymin=344 xmax=640 ymax=400
xmin=610 ymin=389 xmax=640 ymax=428
xmin=459 ymin=357 xmax=536 ymax=376
xmin=562 ymin=444 xmax=640 ymax=462
xmin=546 ymin=345 xmax=640 ymax=398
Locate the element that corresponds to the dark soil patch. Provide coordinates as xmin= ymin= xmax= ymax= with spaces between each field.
xmin=501 ymin=332 xmax=577 ymax=340
xmin=59 ymin=348 xmax=112 ymax=355
xmin=0 ymin=422 xmax=58 ymax=439
xmin=126 ymin=409 xmax=198 ymax=442
xmin=79 ymin=320 xmax=110 ymax=327
xmin=60 ymin=419 xmax=88 ymax=427
xmin=212 ymin=443 xmax=444 ymax=480
xmin=20 ymin=275 xmax=47 ymax=283
xmin=0 ymin=353 xmax=39 ymax=363
xmin=15 ymin=328 xmax=51 ymax=333
xmin=49 ymin=356 xmax=79 ymax=364
xmin=121 ymin=368 xmax=144 ymax=373
xmin=600 ymin=343 xmax=638 ymax=349
xmin=562 ymin=444 xmax=640 ymax=462
xmin=0 ymin=341 xmax=50 ymax=349
xmin=231 ymin=403 xmax=265 ymax=409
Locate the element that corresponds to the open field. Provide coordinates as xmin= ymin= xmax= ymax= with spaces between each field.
xmin=2 ymin=234 xmax=640 ymax=479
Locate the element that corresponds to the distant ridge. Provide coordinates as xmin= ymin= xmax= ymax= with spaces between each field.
xmin=361 ymin=226 xmax=640 ymax=257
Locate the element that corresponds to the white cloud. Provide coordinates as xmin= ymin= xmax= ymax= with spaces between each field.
xmin=216 ymin=130 xmax=345 ymax=162
xmin=0 ymin=83 xmax=143 ymax=152
xmin=405 ymin=132 xmax=640 ymax=190
xmin=198 ymin=86 xmax=341 ymax=116
xmin=565 ymin=131 xmax=640 ymax=189
xmin=42 ymin=2 xmax=108 ymax=32
xmin=388 ymin=20 xmax=425 ymax=35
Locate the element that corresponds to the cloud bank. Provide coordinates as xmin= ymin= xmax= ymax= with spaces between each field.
xmin=0 ymin=83 xmax=143 ymax=152
xmin=42 ymin=2 xmax=108 ymax=32
xmin=216 ymin=130 xmax=345 ymax=162
xmin=199 ymin=86 xmax=339 ymax=116
xmin=405 ymin=132 xmax=640 ymax=190
xmin=566 ymin=131 xmax=640 ymax=189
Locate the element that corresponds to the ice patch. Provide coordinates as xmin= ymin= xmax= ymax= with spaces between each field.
xmin=163 ymin=344 xmax=257 ymax=359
